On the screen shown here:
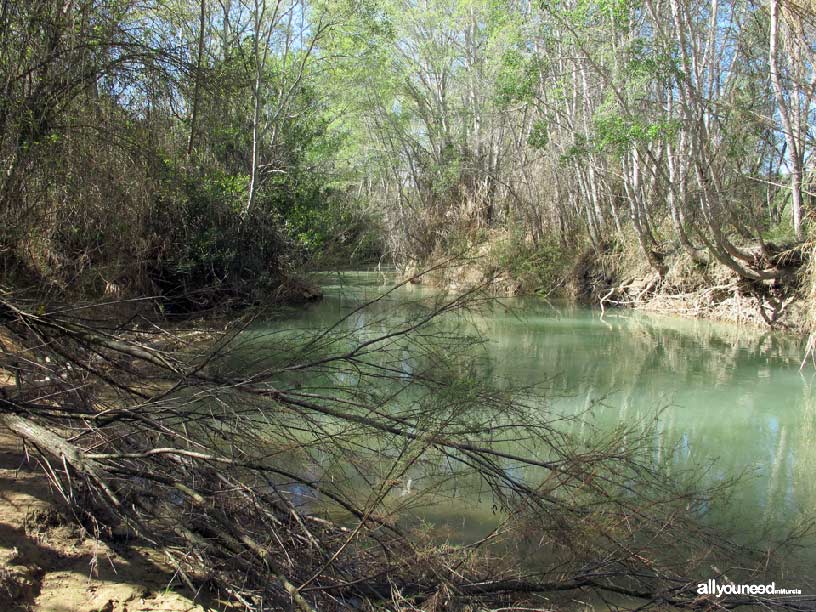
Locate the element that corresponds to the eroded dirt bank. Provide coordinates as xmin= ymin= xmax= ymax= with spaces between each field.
xmin=406 ymin=243 xmax=813 ymax=334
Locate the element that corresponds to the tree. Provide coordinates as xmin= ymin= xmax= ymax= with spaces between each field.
xmin=769 ymin=0 xmax=815 ymax=240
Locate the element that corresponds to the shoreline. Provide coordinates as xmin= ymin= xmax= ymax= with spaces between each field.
xmin=401 ymin=250 xmax=812 ymax=337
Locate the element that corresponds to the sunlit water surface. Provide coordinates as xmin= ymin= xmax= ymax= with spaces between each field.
xmin=244 ymin=270 xmax=816 ymax=570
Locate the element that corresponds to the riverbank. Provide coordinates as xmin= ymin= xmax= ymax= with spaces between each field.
xmin=0 ymin=430 xmax=216 ymax=612
xmin=405 ymin=236 xmax=813 ymax=334
xmin=578 ymin=245 xmax=811 ymax=333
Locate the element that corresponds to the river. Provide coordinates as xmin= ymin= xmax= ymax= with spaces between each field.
xmin=243 ymin=269 xmax=816 ymax=572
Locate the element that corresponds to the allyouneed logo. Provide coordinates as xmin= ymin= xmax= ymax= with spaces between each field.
xmin=697 ymin=579 xmax=802 ymax=597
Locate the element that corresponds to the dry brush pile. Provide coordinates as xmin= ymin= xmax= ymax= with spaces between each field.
xmin=0 ymin=278 xmax=813 ymax=611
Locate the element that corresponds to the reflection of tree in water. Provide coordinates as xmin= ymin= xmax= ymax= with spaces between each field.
xmin=787 ymin=375 xmax=816 ymax=537
xmin=467 ymin=301 xmax=813 ymax=549
xmin=205 ymin=287 xmax=816 ymax=602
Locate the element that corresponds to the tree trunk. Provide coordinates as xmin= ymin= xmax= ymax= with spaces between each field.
xmin=769 ymin=0 xmax=804 ymax=240
xmin=186 ymin=0 xmax=207 ymax=157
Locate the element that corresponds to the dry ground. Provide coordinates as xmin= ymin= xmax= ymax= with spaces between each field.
xmin=0 ymin=430 xmax=215 ymax=612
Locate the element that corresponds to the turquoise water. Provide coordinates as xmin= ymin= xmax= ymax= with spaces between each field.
xmin=247 ymin=270 xmax=816 ymax=556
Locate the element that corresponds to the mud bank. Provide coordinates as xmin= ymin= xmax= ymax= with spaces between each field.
xmin=570 ymin=246 xmax=811 ymax=333
xmin=405 ymin=244 xmax=813 ymax=334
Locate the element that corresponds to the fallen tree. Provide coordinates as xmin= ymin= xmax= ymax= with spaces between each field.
xmin=1 ymin=277 xmax=813 ymax=611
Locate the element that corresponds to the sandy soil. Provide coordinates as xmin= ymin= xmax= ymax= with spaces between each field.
xmin=0 ymin=430 xmax=214 ymax=612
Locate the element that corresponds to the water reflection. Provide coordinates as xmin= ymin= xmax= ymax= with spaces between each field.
xmin=472 ymin=298 xmax=814 ymax=544
xmin=254 ymin=271 xmax=815 ymax=550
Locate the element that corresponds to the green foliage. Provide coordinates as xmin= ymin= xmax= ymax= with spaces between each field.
xmin=148 ymin=162 xmax=288 ymax=307
xmin=560 ymin=134 xmax=590 ymax=163
xmin=1 ymin=0 xmax=808 ymax=306
xmin=624 ymin=37 xmax=681 ymax=81
xmin=492 ymin=230 xmax=569 ymax=292
xmin=291 ymin=195 xmax=385 ymax=266
xmin=527 ymin=120 xmax=550 ymax=149
xmin=762 ymin=221 xmax=798 ymax=246
xmin=592 ymin=113 xmax=679 ymax=154
xmin=496 ymin=49 xmax=541 ymax=106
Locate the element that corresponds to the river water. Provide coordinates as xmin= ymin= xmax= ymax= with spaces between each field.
xmin=253 ymin=270 xmax=816 ymax=562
